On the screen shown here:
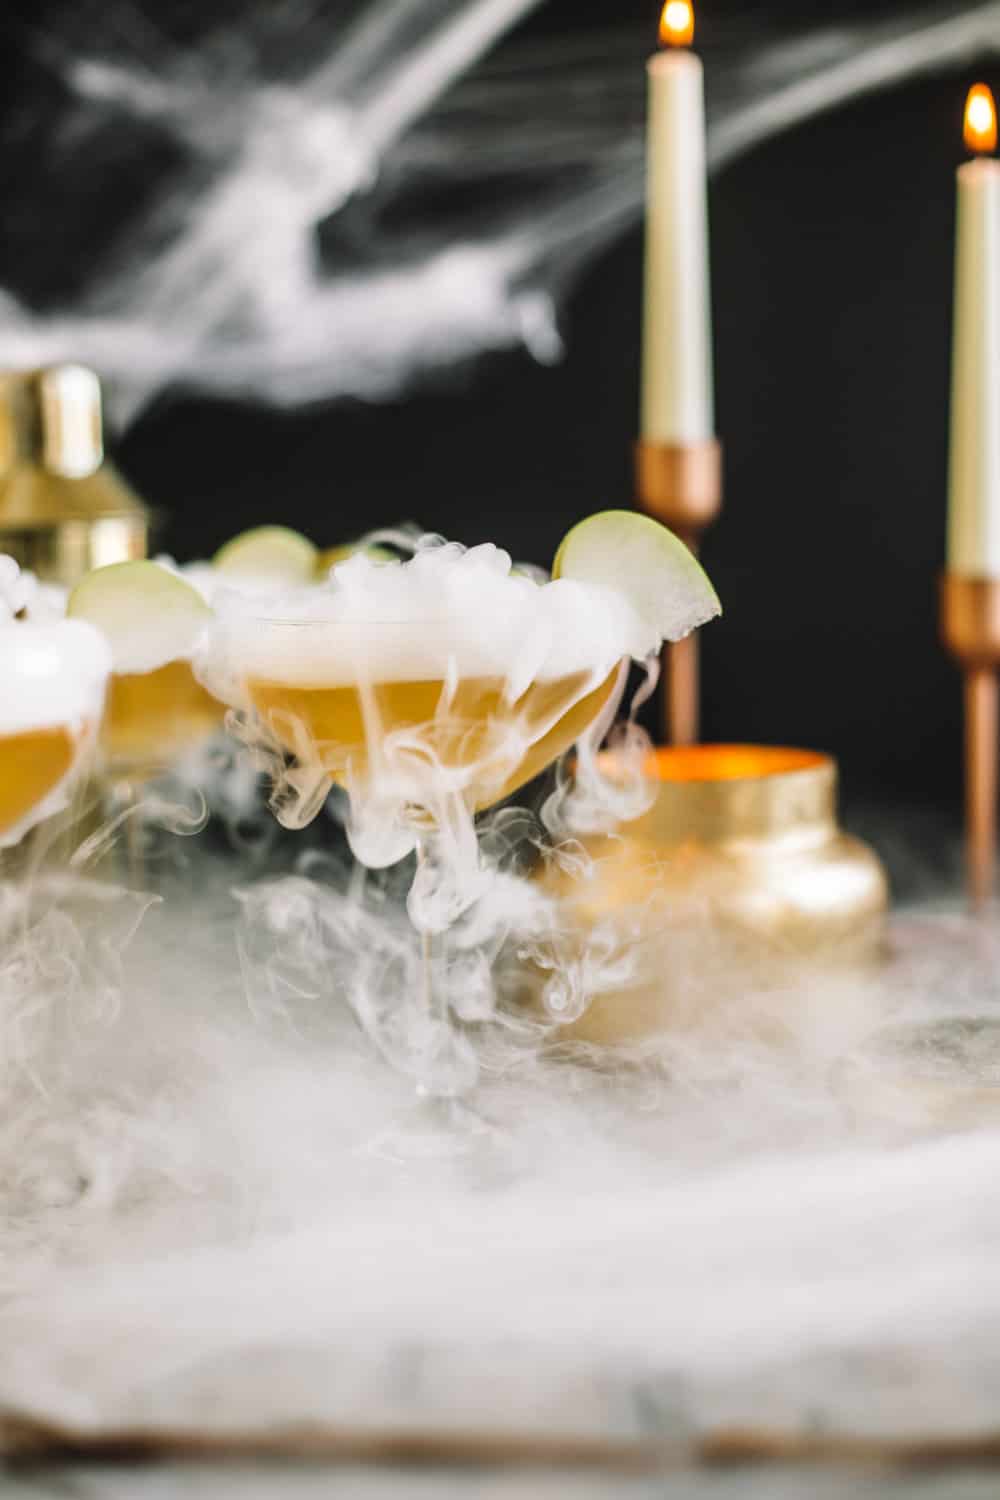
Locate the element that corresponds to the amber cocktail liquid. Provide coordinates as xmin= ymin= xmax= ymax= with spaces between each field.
xmin=0 ymin=619 xmax=110 ymax=847
xmin=248 ymin=669 xmax=619 ymax=810
xmin=106 ymin=659 xmax=222 ymax=773
xmin=0 ymin=724 xmax=82 ymax=839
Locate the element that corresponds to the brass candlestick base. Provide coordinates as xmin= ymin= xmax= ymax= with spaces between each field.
xmin=940 ymin=573 xmax=1000 ymax=907
xmin=635 ymin=437 xmax=722 ymax=745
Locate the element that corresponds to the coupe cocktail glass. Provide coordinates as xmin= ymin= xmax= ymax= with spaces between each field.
xmin=234 ymin=612 xmax=624 ymax=1048
xmin=0 ymin=621 xmax=110 ymax=849
xmin=94 ymin=653 xmax=224 ymax=876
xmin=243 ymin=620 xmax=621 ymax=815
xmin=104 ymin=657 xmax=223 ymax=780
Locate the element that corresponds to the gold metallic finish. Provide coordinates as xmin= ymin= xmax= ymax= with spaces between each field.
xmin=940 ymin=573 xmax=1000 ymax=663
xmin=964 ymin=668 xmax=997 ymax=906
xmin=665 ymin=629 xmax=699 ymax=748
xmin=533 ymin=745 xmax=889 ymax=1043
xmin=634 ymin=438 xmax=722 ymax=746
xmin=940 ymin=573 xmax=1000 ymax=908
xmin=622 ymin=745 xmax=838 ymax=843
xmin=634 ymin=437 xmax=722 ymax=534
xmin=38 ymin=365 xmax=103 ymax=478
xmin=0 ymin=367 xmax=151 ymax=586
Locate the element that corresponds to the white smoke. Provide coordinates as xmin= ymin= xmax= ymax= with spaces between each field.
xmin=2 ymin=600 xmax=993 ymax=1456
xmin=2 ymin=820 xmax=1000 ymax=1449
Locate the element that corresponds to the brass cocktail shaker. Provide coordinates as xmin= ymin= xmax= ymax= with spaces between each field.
xmin=0 ymin=365 xmax=150 ymax=585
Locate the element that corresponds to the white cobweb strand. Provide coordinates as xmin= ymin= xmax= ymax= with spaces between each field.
xmin=5 ymin=5 xmax=997 ymax=416
xmin=0 ymin=0 xmax=555 ymax=422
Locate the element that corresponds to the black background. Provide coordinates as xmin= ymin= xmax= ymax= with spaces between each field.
xmin=6 ymin=1 xmax=990 ymax=810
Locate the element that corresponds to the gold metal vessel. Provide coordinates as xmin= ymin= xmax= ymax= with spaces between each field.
xmin=0 ymin=366 xmax=150 ymax=585
xmin=538 ymin=745 xmax=889 ymax=1043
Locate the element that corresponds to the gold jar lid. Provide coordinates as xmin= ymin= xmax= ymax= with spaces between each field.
xmin=612 ymin=745 xmax=836 ymax=850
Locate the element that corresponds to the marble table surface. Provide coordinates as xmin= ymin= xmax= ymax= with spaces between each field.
xmin=4 ymin=1466 xmax=1000 ymax=1499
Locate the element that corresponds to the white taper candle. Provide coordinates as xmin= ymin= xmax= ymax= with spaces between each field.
xmin=948 ymin=85 xmax=1000 ymax=575
xmin=640 ymin=5 xmax=714 ymax=445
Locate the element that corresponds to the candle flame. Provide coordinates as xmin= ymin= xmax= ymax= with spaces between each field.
xmin=659 ymin=0 xmax=694 ymax=48
xmin=964 ymin=84 xmax=997 ymax=155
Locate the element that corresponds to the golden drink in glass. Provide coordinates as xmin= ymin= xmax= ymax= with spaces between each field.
xmin=105 ymin=658 xmax=223 ymax=775
xmin=247 ymin=665 xmax=620 ymax=813
xmin=0 ymin=724 xmax=80 ymax=839
xmin=0 ymin=621 xmax=110 ymax=846
xmin=211 ymin=548 xmax=634 ymax=1085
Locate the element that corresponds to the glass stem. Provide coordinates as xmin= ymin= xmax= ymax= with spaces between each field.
xmin=414 ymin=839 xmax=438 ymax=1022
xmin=116 ymin=778 xmax=143 ymax=885
xmin=421 ymin=929 xmax=434 ymax=1018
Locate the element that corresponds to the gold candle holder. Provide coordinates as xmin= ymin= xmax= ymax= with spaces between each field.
xmin=634 ymin=436 xmax=721 ymax=745
xmin=940 ymin=573 xmax=1000 ymax=907
xmin=0 ymin=366 xmax=151 ymax=586
xmin=534 ymin=745 xmax=888 ymax=1044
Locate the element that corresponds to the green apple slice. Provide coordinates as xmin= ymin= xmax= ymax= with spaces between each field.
xmin=552 ymin=510 xmax=720 ymax=650
xmin=315 ymin=541 xmax=397 ymax=578
xmin=213 ymin=525 xmax=317 ymax=582
xmin=67 ymin=560 xmax=212 ymax=675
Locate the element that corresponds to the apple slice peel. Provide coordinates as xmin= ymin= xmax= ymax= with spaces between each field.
xmin=552 ymin=510 xmax=720 ymax=658
xmin=67 ymin=560 xmax=213 ymax=675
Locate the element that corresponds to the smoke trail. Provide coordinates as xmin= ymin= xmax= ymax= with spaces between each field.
xmin=0 ymin=550 xmax=995 ymax=1447
xmin=194 ymin=535 xmax=667 ymax=1078
xmin=0 ymin=1 xmax=997 ymax=419
xmin=3 ymin=831 xmax=1000 ymax=1443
